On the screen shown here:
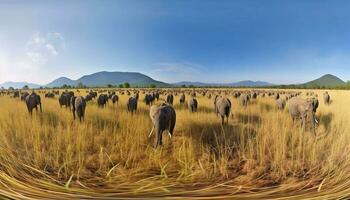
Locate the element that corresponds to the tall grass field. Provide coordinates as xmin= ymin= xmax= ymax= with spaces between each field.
xmin=0 ymin=89 xmax=349 ymax=199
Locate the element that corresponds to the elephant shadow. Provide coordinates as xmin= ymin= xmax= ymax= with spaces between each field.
xmin=236 ymin=113 xmax=262 ymax=125
xmin=318 ymin=112 xmax=334 ymax=132
xmin=184 ymin=121 xmax=257 ymax=157
xmin=259 ymin=103 xmax=273 ymax=112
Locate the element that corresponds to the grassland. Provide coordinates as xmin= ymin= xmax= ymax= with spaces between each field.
xmin=0 ymin=89 xmax=349 ymax=199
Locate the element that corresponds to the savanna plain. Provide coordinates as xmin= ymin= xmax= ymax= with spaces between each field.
xmin=0 ymin=89 xmax=349 ymax=199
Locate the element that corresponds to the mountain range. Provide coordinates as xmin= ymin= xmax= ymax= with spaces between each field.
xmin=0 ymin=71 xmax=347 ymax=89
xmin=173 ymin=80 xmax=274 ymax=87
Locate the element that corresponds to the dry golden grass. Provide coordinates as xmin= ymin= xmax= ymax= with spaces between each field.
xmin=0 ymin=89 xmax=349 ymax=199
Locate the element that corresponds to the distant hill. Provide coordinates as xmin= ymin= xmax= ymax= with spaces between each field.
xmin=173 ymin=80 xmax=274 ymax=87
xmin=301 ymin=74 xmax=345 ymax=88
xmin=46 ymin=77 xmax=76 ymax=88
xmin=0 ymin=81 xmax=42 ymax=89
xmin=76 ymin=71 xmax=168 ymax=87
xmin=45 ymin=71 xmax=169 ymax=87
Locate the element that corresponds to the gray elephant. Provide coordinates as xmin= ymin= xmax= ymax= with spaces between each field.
xmin=144 ymin=94 xmax=154 ymax=106
xmin=166 ymin=94 xmax=174 ymax=105
xmin=288 ymin=97 xmax=318 ymax=134
xmin=21 ymin=92 xmax=29 ymax=101
xmin=71 ymin=96 xmax=86 ymax=122
xmin=214 ymin=96 xmax=231 ymax=124
xmin=323 ymin=92 xmax=330 ymax=105
xmin=45 ymin=92 xmax=55 ymax=98
xmin=97 ymin=94 xmax=109 ymax=108
xmin=127 ymin=96 xmax=138 ymax=113
xmin=149 ymin=103 xmax=176 ymax=147
xmin=274 ymin=93 xmax=280 ymax=100
xmin=25 ymin=92 xmax=42 ymax=115
xmin=59 ymin=91 xmax=74 ymax=108
xmin=188 ymin=97 xmax=198 ymax=112
xmin=179 ymin=94 xmax=185 ymax=104
xmin=240 ymin=94 xmax=250 ymax=107
xmin=111 ymin=94 xmax=119 ymax=105
xmin=276 ymin=98 xmax=286 ymax=110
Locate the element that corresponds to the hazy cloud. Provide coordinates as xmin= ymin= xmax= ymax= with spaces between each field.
xmin=150 ymin=61 xmax=204 ymax=82
xmin=25 ymin=32 xmax=65 ymax=65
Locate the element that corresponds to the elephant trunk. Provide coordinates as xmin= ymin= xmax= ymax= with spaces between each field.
xmin=154 ymin=124 xmax=163 ymax=148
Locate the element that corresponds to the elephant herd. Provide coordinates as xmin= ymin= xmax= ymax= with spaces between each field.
xmin=2 ymin=88 xmax=332 ymax=147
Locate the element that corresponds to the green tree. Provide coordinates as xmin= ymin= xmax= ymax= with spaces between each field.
xmin=149 ymin=84 xmax=156 ymax=88
xmin=77 ymin=82 xmax=84 ymax=88
xmin=22 ymin=85 xmax=29 ymax=90
xmin=107 ymin=84 xmax=113 ymax=88
xmin=119 ymin=84 xmax=124 ymax=88
xmin=124 ymin=82 xmax=130 ymax=88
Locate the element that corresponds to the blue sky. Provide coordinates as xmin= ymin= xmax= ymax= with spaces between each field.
xmin=1 ymin=0 xmax=350 ymax=84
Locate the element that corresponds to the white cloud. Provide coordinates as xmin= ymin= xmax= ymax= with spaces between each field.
xmin=25 ymin=32 xmax=65 ymax=64
xmin=150 ymin=61 xmax=204 ymax=82
xmin=0 ymin=32 xmax=65 ymax=84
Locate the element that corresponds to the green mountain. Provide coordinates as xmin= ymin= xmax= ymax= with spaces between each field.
xmin=46 ymin=71 xmax=169 ymax=87
xmin=301 ymin=74 xmax=345 ymax=88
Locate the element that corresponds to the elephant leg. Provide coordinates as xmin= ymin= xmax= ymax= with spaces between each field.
xmin=221 ymin=115 xmax=224 ymax=125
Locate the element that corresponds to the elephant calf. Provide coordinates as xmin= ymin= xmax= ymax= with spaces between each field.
xmin=214 ymin=96 xmax=231 ymax=124
xmin=166 ymin=94 xmax=174 ymax=105
xmin=111 ymin=94 xmax=119 ymax=105
xmin=240 ymin=94 xmax=250 ymax=107
xmin=188 ymin=97 xmax=198 ymax=112
xmin=179 ymin=94 xmax=185 ymax=104
xmin=97 ymin=94 xmax=109 ymax=108
xmin=276 ymin=98 xmax=286 ymax=110
xmin=25 ymin=92 xmax=42 ymax=115
xmin=323 ymin=92 xmax=330 ymax=105
xmin=71 ymin=96 xmax=86 ymax=122
xmin=149 ymin=103 xmax=176 ymax=147
xmin=127 ymin=96 xmax=138 ymax=113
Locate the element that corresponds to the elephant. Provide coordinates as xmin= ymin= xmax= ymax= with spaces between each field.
xmin=307 ymin=97 xmax=319 ymax=113
xmin=108 ymin=91 xmax=116 ymax=99
xmin=214 ymin=96 xmax=231 ymax=124
xmin=276 ymin=98 xmax=286 ymax=110
xmin=179 ymin=94 xmax=185 ymax=105
xmin=21 ymin=92 xmax=29 ymax=101
xmin=166 ymin=94 xmax=174 ymax=105
xmin=45 ymin=92 xmax=55 ymax=98
xmin=251 ymin=92 xmax=257 ymax=99
xmin=288 ymin=97 xmax=318 ymax=134
xmin=144 ymin=94 xmax=154 ymax=106
xmin=154 ymin=92 xmax=160 ymax=101
xmin=59 ymin=92 xmax=74 ymax=108
xmin=233 ymin=92 xmax=241 ymax=98
xmin=71 ymin=96 xmax=86 ymax=122
xmin=274 ymin=93 xmax=280 ymax=100
xmin=97 ymin=94 xmax=109 ymax=108
xmin=188 ymin=97 xmax=198 ymax=112
xmin=13 ymin=91 xmax=20 ymax=98
xmin=127 ymin=96 xmax=138 ymax=113
xmin=240 ymin=94 xmax=250 ymax=107
xmin=323 ymin=92 xmax=330 ymax=105
xmin=25 ymin=92 xmax=42 ymax=115
xmin=111 ymin=94 xmax=119 ymax=105
xmin=149 ymin=103 xmax=176 ymax=148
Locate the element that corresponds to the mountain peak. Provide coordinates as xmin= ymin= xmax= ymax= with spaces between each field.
xmin=303 ymin=74 xmax=345 ymax=87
